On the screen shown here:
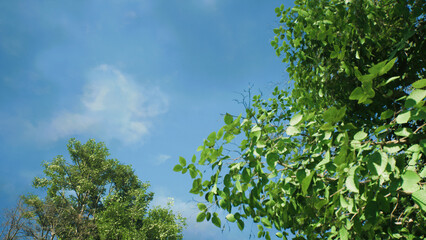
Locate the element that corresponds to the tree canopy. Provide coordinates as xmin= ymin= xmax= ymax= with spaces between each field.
xmin=175 ymin=0 xmax=425 ymax=239
xmin=22 ymin=138 xmax=185 ymax=240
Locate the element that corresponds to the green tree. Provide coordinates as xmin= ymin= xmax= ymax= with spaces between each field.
xmin=23 ymin=138 xmax=185 ymax=240
xmin=175 ymin=0 xmax=425 ymax=239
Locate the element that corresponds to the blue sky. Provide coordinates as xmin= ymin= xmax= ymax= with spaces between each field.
xmin=0 ymin=1 xmax=292 ymax=239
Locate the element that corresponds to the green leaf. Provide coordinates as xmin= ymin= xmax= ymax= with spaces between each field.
xmin=266 ymin=153 xmax=279 ymax=168
xmin=405 ymin=89 xmax=426 ymax=108
xmin=358 ymin=73 xmax=376 ymax=83
xmin=340 ymin=195 xmax=349 ymax=208
xmin=196 ymin=212 xmax=206 ymax=222
xmin=354 ymin=130 xmax=368 ymax=141
xmin=237 ymin=219 xmax=244 ymax=230
xmin=207 ymin=132 xmax=216 ymax=147
xmin=224 ymin=174 xmax=231 ymax=187
xmin=346 ymin=166 xmax=359 ymax=193
xmin=197 ymin=203 xmax=207 ymax=211
xmin=189 ymin=168 xmax=197 ymax=178
xmin=224 ymin=132 xmax=235 ymax=143
xmin=179 ymin=157 xmax=186 ymax=167
xmin=314 ymin=199 xmax=328 ymax=210
xmin=296 ymin=169 xmax=306 ymax=183
xmin=367 ymin=151 xmax=388 ymax=177
xmin=394 ymin=128 xmax=413 ymax=137
xmin=412 ymin=79 xmax=426 ymax=89
xmin=242 ymin=168 xmax=251 ymax=182
xmin=261 ymin=217 xmax=272 ymax=228
xmin=286 ymin=126 xmax=300 ymax=136
xmin=368 ymin=58 xmax=395 ymax=76
xmin=377 ymin=76 xmax=399 ymax=88
xmin=396 ymin=110 xmax=411 ymax=124
xmin=380 ymin=109 xmax=394 ymax=120
xmin=212 ymin=213 xmax=221 ymax=228
xmin=173 ymin=164 xmax=183 ymax=172
xmin=226 ymin=214 xmax=236 ymax=222
xmin=290 ymin=113 xmax=303 ymax=126
xmin=265 ymin=232 xmax=271 ymax=240
xmin=292 ymin=7 xmax=308 ymax=17
xmin=349 ymin=87 xmax=364 ymax=100
xmin=302 ymin=171 xmax=315 ymax=195
xmin=334 ymin=146 xmax=348 ymax=165
xmin=401 ymin=170 xmax=420 ymax=193
xmin=235 ymin=181 xmax=242 ymax=192
xmin=420 ymin=168 xmax=426 ymax=178
xmin=412 ymin=189 xmax=426 ymax=212
xmin=217 ymin=127 xmax=224 ymax=140
xmin=276 ymin=232 xmax=283 ymax=238
xmin=224 ymin=114 xmax=233 ymax=125
xmin=379 ymin=58 xmax=396 ymax=75
xmin=219 ymin=199 xmax=226 ymax=209
xmin=339 ymin=227 xmax=349 ymax=240
xmin=323 ymin=107 xmax=346 ymax=123
xmin=316 ymin=150 xmax=330 ymax=169
xmin=383 ymin=144 xmax=402 ymax=154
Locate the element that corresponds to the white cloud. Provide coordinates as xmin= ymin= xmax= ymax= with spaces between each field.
xmin=35 ymin=64 xmax=168 ymax=144
xmin=155 ymin=154 xmax=171 ymax=165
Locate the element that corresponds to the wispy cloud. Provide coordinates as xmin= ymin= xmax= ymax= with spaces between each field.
xmin=28 ymin=65 xmax=168 ymax=144
xmin=154 ymin=154 xmax=171 ymax=165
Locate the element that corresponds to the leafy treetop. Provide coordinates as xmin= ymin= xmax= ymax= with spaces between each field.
xmin=24 ymin=138 xmax=186 ymax=240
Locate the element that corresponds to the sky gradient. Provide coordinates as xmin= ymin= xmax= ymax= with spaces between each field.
xmin=0 ymin=1 xmax=292 ymax=239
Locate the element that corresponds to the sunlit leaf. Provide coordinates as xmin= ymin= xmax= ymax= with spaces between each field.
xmin=346 ymin=166 xmax=359 ymax=193
xmin=401 ymin=170 xmax=420 ymax=193
xmin=302 ymin=171 xmax=315 ymax=195
xmin=290 ymin=113 xmax=303 ymax=126
xmin=261 ymin=217 xmax=272 ymax=228
xmin=405 ymin=89 xmax=426 ymax=108
xmin=412 ymin=79 xmax=426 ymax=89
xmin=354 ymin=131 xmax=368 ymax=141
xmin=226 ymin=214 xmax=236 ymax=222
xmin=412 ymin=190 xmax=426 ymax=211
xmin=396 ymin=110 xmax=411 ymax=124
xmin=286 ymin=126 xmax=300 ymax=136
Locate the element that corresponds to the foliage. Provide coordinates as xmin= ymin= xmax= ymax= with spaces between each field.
xmin=23 ymin=138 xmax=185 ymax=240
xmin=271 ymin=0 xmax=425 ymax=123
xmin=175 ymin=0 xmax=426 ymax=239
